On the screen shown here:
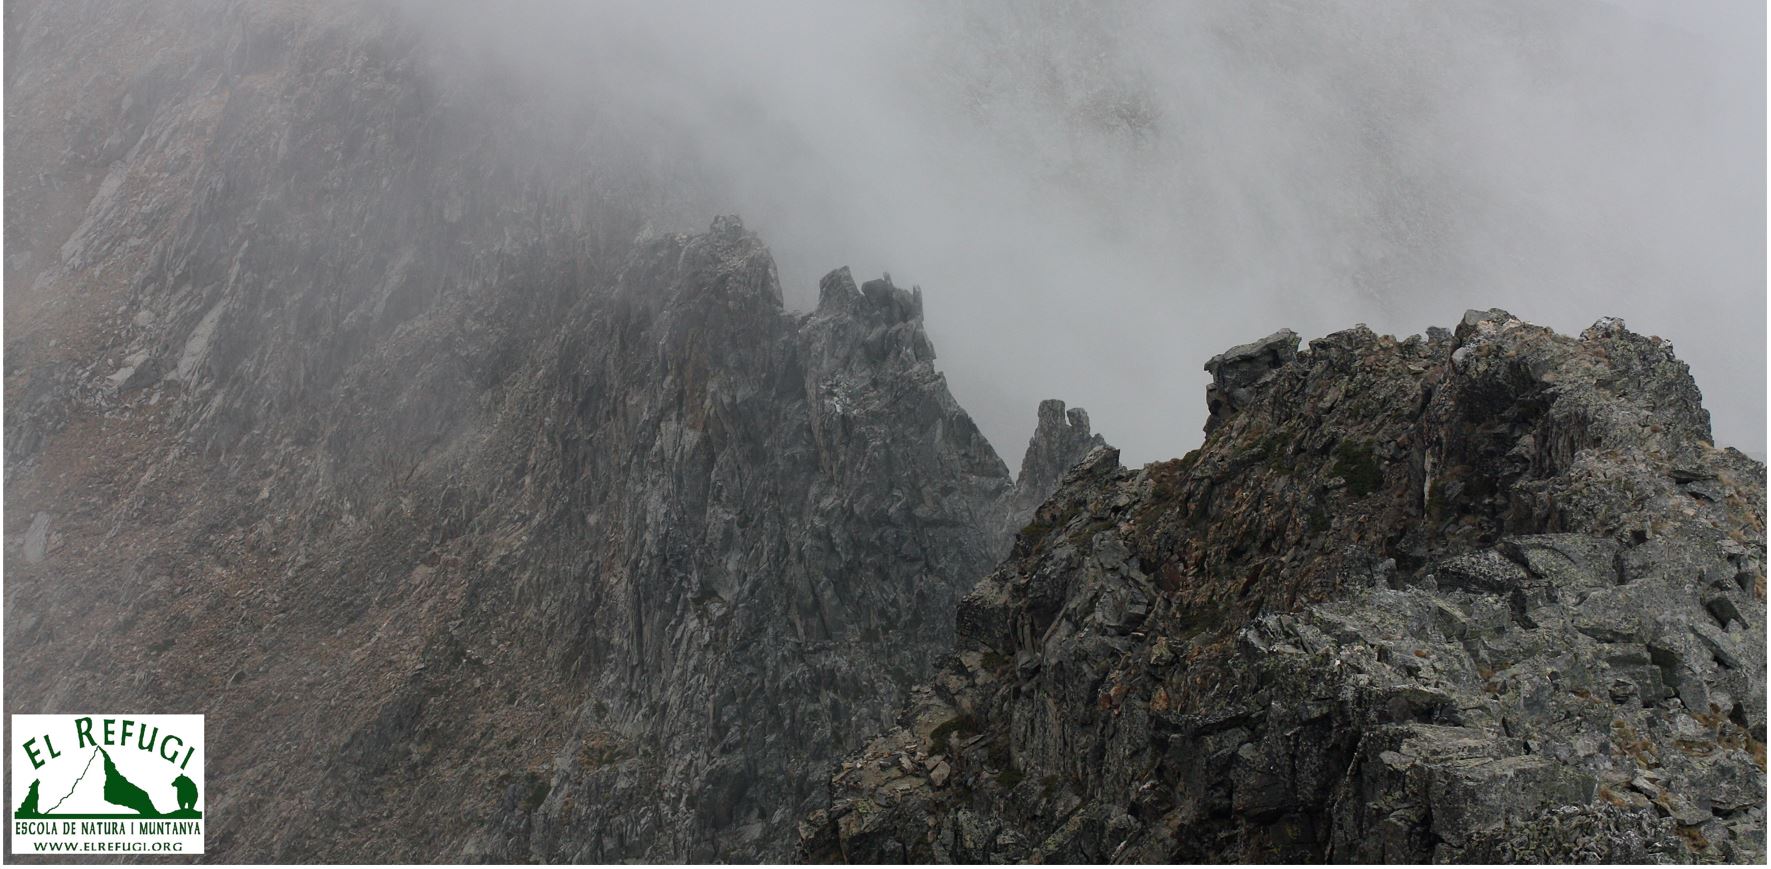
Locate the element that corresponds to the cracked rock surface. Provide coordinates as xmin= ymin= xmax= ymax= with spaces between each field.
xmin=4 ymin=4 xmax=1105 ymax=861
xmin=803 ymin=311 xmax=1765 ymax=863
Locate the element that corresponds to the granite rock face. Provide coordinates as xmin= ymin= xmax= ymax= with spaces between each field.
xmin=4 ymin=3 xmax=1102 ymax=861
xmin=1203 ymin=328 xmax=1300 ymax=433
xmin=1005 ymin=399 xmax=1108 ymax=526
xmin=804 ymin=312 xmax=1766 ymax=863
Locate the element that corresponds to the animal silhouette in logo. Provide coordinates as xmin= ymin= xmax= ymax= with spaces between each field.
xmin=172 ymin=774 xmax=198 ymax=812
xmin=17 ymin=779 xmax=42 ymax=817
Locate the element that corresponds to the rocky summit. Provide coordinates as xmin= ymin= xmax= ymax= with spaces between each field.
xmin=802 ymin=310 xmax=1766 ymax=863
xmin=3 ymin=3 xmax=1104 ymax=860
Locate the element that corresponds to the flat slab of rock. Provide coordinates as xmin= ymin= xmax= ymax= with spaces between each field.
xmin=22 ymin=512 xmax=51 ymax=564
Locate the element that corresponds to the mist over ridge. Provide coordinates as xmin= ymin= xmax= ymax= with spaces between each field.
xmin=400 ymin=0 xmax=1764 ymax=464
xmin=4 ymin=1 xmax=1765 ymax=861
xmin=13 ymin=1 xmax=1749 ymax=460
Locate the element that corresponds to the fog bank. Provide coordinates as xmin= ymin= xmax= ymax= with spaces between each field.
xmin=411 ymin=0 xmax=1766 ymax=464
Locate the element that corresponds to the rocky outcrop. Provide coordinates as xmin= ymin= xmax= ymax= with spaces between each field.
xmin=803 ymin=311 xmax=1766 ymax=863
xmin=450 ymin=220 xmax=1026 ymax=862
xmin=4 ymin=203 xmax=1100 ymax=860
xmin=1005 ymin=400 xmax=1107 ymax=525
xmin=3 ymin=3 xmax=1107 ymax=861
xmin=1203 ymin=328 xmax=1299 ymax=433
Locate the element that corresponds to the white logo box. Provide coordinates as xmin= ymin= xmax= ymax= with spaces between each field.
xmin=11 ymin=714 xmax=204 ymax=856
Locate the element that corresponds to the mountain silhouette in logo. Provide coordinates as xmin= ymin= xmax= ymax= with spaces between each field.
xmin=14 ymin=748 xmax=201 ymax=819
xmin=98 ymin=748 xmax=158 ymax=815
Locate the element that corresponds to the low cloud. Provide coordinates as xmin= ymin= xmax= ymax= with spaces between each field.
xmin=410 ymin=0 xmax=1765 ymax=463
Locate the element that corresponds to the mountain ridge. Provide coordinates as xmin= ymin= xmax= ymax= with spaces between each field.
xmin=802 ymin=310 xmax=1766 ymax=863
xmin=5 ymin=2 xmax=1763 ymax=864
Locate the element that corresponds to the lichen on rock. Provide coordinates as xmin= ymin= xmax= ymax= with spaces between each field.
xmin=804 ymin=311 xmax=1766 ymax=864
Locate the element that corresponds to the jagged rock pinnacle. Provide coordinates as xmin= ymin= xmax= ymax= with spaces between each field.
xmin=1009 ymin=399 xmax=1109 ymax=518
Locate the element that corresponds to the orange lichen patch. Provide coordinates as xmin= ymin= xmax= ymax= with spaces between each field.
xmin=1611 ymin=719 xmax=1661 ymax=768
xmin=1100 ymin=680 xmax=1130 ymax=711
xmin=1693 ymin=705 xmax=1728 ymax=729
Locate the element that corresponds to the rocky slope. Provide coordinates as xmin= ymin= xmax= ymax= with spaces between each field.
xmin=803 ymin=310 xmax=1767 ymax=863
xmin=4 ymin=3 xmax=1107 ymax=861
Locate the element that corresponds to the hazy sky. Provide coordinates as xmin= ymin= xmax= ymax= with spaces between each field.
xmin=415 ymin=0 xmax=1765 ymax=465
